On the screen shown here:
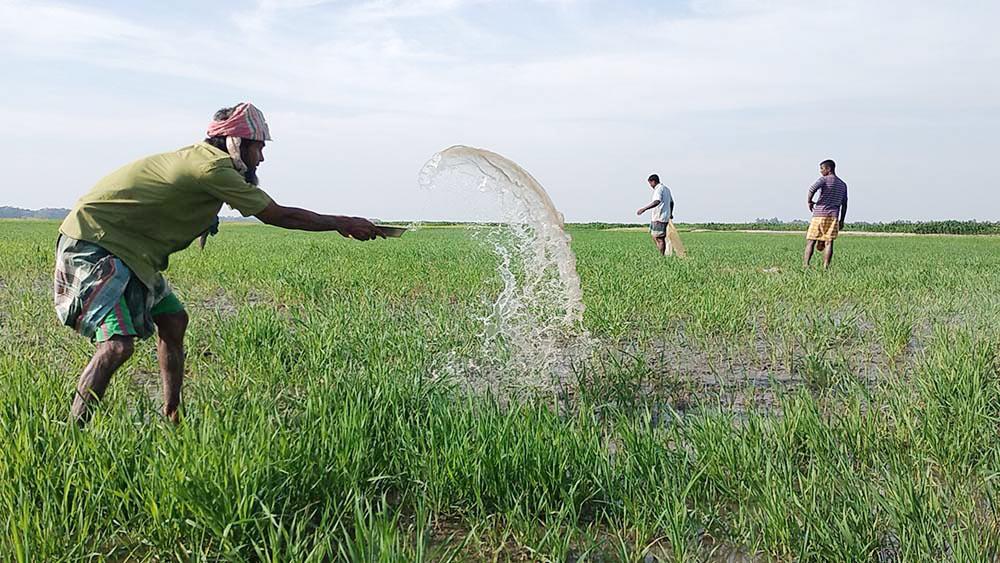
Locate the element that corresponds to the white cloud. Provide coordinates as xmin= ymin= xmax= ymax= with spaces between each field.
xmin=345 ymin=0 xmax=482 ymax=21
xmin=6 ymin=0 xmax=995 ymax=117
xmin=0 ymin=0 xmax=148 ymax=46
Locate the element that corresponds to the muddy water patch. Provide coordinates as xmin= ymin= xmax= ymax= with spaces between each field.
xmin=594 ymin=333 xmax=911 ymax=423
xmin=190 ymin=288 xmax=271 ymax=318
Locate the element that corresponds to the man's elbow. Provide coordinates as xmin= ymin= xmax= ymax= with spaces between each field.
xmin=254 ymin=202 xmax=288 ymax=227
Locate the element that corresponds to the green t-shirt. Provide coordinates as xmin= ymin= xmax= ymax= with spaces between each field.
xmin=60 ymin=142 xmax=272 ymax=288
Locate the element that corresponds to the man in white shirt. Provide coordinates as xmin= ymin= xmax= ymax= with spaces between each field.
xmin=636 ymin=173 xmax=675 ymax=256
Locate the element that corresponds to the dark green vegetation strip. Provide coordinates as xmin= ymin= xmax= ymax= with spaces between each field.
xmin=677 ymin=220 xmax=1000 ymax=235
xmin=1 ymin=221 xmax=999 ymax=561
xmin=569 ymin=220 xmax=1000 ymax=235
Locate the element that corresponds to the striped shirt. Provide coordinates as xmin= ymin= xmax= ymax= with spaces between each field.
xmin=808 ymin=175 xmax=848 ymax=217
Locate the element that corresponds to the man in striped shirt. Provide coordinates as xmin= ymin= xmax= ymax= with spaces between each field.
xmin=803 ymin=159 xmax=849 ymax=268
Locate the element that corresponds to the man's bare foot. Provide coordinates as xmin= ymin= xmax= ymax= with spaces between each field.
xmin=164 ymin=408 xmax=181 ymax=425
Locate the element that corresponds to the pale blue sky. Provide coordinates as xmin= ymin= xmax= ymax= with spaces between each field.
xmin=1 ymin=0 xmax=997 ymax=222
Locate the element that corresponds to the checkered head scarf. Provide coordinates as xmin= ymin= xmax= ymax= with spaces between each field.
xmin=205 ymin=102 xmax=272 ymax=174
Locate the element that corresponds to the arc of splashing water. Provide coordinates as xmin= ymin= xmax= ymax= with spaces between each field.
xmin=418 ymin=145 xmax=586 ymax=328
xmin=419 ymin=145 xmax=592 ymax=392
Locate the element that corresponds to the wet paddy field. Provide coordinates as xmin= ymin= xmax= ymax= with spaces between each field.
xmin=2 ymin=221 xmax=999 ymax=561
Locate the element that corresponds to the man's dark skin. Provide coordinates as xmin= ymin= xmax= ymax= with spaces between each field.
xmin=72 ymin=139 xmax=383 ymax=425
xmin=803 ymin=162 xmax=848 ymax=269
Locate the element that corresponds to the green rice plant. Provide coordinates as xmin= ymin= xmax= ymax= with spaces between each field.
xmin=875 ymin=305 xmax=915 ymax=360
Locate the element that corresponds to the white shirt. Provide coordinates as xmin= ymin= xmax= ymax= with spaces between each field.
xmin=651 ymin=183 xmax=673 ymax=223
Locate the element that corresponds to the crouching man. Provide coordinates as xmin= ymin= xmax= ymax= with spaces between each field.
xmin=55 ymin=102 xmax=383 ymax=424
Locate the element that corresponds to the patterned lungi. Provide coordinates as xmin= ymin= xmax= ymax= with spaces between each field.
xmin=53 ymin=235 xmax=183 ymax=341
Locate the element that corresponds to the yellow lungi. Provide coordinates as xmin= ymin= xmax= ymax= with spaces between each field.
xmin=806 ymin=216 xmax=839 ymax=242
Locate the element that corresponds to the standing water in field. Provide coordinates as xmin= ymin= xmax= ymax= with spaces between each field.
xmin=419 ymin=146 xmax=590 ymax=396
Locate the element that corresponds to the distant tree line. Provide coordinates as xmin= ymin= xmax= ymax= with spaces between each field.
xmin=3 ymin=208 xmax=998 ymax=235
xmin=0 ymin=207 xmax=71 ymax=219
xmin=676 ymin=220 xmax=1000 ymax=235
xmin=568 ymin=220 xmax=1000 ymax=235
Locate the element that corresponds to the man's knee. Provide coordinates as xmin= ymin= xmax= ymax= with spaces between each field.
xmin=155 ymin=310 xmax=189 ymax=343
xmin=101 ymin=336 xmax=135 ymax=362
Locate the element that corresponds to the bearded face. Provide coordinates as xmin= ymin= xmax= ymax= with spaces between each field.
xmin=239 ymin=140 xmax=265 ymax=186
xmin=243 ymin=166 xmax=259 ymax=186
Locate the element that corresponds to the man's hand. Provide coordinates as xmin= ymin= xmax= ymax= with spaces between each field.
xmin=808 ymin=201 xmax=815 ymax=212
xmin=636 ymin=208 xmax=645 ymax=216
xmin=336 ymin=216 xmax=383 ymax=240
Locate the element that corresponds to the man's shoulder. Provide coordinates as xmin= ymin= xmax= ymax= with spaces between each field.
xmin=174 ymin=143 xmax=237 ymax=178
xmin=176 ymin=142 xmax=231 ymax=165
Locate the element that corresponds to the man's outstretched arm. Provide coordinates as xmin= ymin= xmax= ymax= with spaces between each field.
xmin=255 ymin=201 xmax=384 ymax=240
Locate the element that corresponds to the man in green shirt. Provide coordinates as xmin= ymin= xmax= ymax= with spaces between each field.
xmin=55 ymin=102 xmax=383 ymax=424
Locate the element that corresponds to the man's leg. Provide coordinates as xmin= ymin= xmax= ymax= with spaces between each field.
xmin=153 ymin=310 xmax=188 ymax=424
xmin=652 ymin=235 xmax=666 ymax=256
xmin=803 ymin=239 xmax=816 ymax=267
xmin=822 ymin=240 xmax=835 ymax=269
xmin=72 ymin=336 xmax=135 ymax=425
